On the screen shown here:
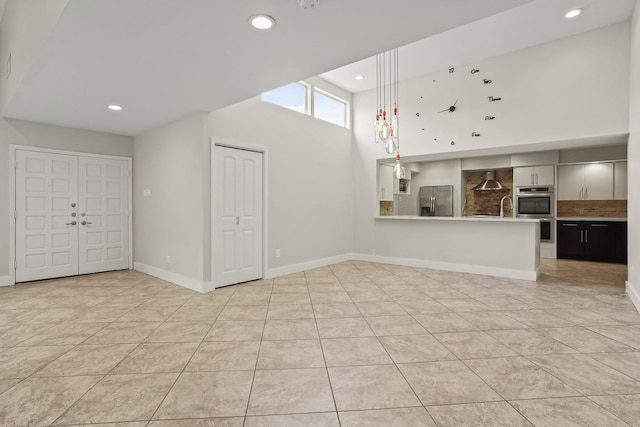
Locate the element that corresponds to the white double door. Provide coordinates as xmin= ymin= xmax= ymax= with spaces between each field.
xmin=15 ymin=149 xmax=130 ymax=282
xmin=213 ymin=146 xmax=263 ymax=288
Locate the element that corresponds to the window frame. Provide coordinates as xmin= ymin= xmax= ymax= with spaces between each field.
xmin=312 ymin=87 xmax=350 ymax=128
xmin=259 ymin=80 xmax=350 ymax=129
xmin=260 ymin=81 xmax=311 ymax=115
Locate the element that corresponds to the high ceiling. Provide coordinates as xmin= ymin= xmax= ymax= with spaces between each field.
xmin=321 ymin=0 xmax=636 ymax=94
xmin=1 ymin=0 xmax=635 ymax=136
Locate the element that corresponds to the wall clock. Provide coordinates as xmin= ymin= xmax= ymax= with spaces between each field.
xmin=414 ymin=66 xmax=503 ymax=145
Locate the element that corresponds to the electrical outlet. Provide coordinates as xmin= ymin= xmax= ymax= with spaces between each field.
xmin=166 ymin=255 xmax=171 ymax=264
xmin=275 ymin=249 xmax=281 ymax=258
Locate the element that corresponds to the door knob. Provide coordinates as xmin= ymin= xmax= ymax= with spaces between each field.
xmin=65 ymin=221 xmax=77 ymax=226
xmin=81 ymin=221 xmax=92 ymax=225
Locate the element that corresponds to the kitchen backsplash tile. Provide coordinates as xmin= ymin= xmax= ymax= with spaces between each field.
xmin=463 ymin=169 xmax=514 ymax=217
xmin=379 ymin=201 xmax=394 ymax=216
xmin=557 ymin=200 xmax=627 ymax=218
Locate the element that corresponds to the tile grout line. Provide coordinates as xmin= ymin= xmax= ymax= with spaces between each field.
xmin=146 ymin=283 xmax=236 ymax=424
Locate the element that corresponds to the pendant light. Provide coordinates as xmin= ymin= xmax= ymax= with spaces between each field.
xmin=374 ymin=48 xmax=405 ymax=179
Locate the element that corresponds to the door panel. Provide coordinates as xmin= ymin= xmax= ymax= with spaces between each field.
xmin=15 ymin=150 xmax=79 ymax=282
xmin=214 ymin=146 xmax=263 ymax=287
xmin=15 ymin=149 xmax=130 ymax=282
xmin=78 ymin=157 xmax=129 ymax=274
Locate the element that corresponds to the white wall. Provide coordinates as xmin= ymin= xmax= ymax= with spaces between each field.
xmin=0 ymin=117 xmax=133 ymax=281
xmin=208 ymin=78 xmax=354 ymax=277
xmin=353 ymin=22 xmax=630 ymax=256
xmin=131 ymin=77 xmax=354 ymax=288
xmin=133 ymin=113 xmax=209 ymax=290
xmin=0 ymin=0 xmax=68 ymax=112
xmin=627 ymin=0 xmax=640 ymax=310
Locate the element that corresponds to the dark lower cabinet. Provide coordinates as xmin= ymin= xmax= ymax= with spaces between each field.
xmin=557 ymin=221 xmax=627 ymax=264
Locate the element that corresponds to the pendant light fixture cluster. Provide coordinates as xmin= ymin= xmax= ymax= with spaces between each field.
xmin=374 ymin=48 xmax=405 ymax=179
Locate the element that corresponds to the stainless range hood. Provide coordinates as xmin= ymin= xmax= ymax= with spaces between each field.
xmin=473 ymin=170 xmax=504 ymax=191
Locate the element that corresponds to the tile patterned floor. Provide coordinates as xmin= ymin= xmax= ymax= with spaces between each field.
xmin=0 ymin=258 xmax=638 ymax=426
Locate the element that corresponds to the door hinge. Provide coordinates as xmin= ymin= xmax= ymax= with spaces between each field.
xmin=14 ymin=162 xmax=18 ymax=169
xmin=14 ymin=211 xmax=17 ymax=219
xmin=14 ymin=260 xmax=17 ymax=269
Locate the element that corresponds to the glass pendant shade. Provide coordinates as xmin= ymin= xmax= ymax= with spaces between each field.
xmin=380 ymin=121 xmax=390 ymax=141
xmin=374 ymin=50 xmax=401 ymax=152
xmin=393 ymin=160 xmax=405 ymax=179
xmin=384 ymin=140 xmax=397 ymax=154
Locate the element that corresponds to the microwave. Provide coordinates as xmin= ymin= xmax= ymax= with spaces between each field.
xmin=515 ymin=187 xmax=554 ymax=218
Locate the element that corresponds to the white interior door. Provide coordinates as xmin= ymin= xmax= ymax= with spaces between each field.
xmin=15 ymin=150 xmax=79 ymax=282
xmin=14 ymin=148 xmax=131 ymax=282
xmin=78 ymin=157 xmax=130 ymax=274
xmin=213 ymin=146 xmax=263 ymax=287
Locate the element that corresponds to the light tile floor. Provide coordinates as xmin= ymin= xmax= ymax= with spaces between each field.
xmin=0 ymin=259 xmax=638 ymax=426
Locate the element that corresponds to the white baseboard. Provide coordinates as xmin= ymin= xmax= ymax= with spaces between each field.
xmin=266 ymin=253 xmax=353 ymax=279
xmin=136 ymin=251 xmax=539 ymax=294
xmin=134 ymin=262 xmax=205 ymax=293
xmin=626 ymin=280 xmax=640 ymax=313
xmin=352 ymin=253 xmax=539 ymax=281
xmin=0 ymin=275 xmax=10 ymax=287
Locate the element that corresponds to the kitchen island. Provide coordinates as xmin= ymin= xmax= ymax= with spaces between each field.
xmin=371 ymin=216 xmax=540 ymax=280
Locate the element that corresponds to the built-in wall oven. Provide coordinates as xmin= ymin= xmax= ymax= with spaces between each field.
xmin=515 ymin=187 xmax=555 ymax=242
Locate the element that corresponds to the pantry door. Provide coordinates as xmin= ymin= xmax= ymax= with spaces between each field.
xmin=213 ymin=145 xmax=263 ymax=287
xmin=78 ymin=157 xmax=130 ymax=274
xmin=15 ymin=150 xmax=80 ymax=282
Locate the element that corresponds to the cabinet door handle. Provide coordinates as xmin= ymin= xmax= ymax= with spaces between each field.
xmin=381 ymin=188 xmax=385 ymax=199
xmin=580 ymin=230 xmax=584 ymax=243
xmin=584 ymin=187 xmax=588 ymax=200
xmin=531 ymin=173 xmax=534 ymax=185
xmin=562 ymin=223 xmax=579 ymax=227
xmin=585 ymin=230 xmax=588 ymax=243
xmin=535 ymin=173 xmax=539 ymax=185
xmin=591 ymin=224 xmax=608 ymax=227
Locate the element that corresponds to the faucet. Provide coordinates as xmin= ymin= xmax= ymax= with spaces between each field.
xmin=500 ymin=195 xmax=513 ymax=218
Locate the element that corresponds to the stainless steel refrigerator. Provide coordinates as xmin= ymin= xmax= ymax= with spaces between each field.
xmin=419 ymin=185 xmax=454 ymax=216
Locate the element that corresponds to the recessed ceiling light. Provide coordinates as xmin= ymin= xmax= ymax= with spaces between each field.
xmin=250 ymin=15 xmax=275 ymax=30
xmin=565 ymin=8 xmax=582 ymax=19
xmin=108 ymin=104 xmax=122 ymax=111
xmin=355 ymin=75 xmax=364 ymax=81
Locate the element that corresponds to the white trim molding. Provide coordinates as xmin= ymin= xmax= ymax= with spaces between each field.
xmin=134 ymin=262 xmax=206 ymax=293
xmin=0 ymin=276 xmax=11 ymax=287
xmin=138 ymin=251 xmax=541 ymax=294
xmin=352 ymin=253 xmax=540 ymax=281
xmin=266 ymin=253 xmax=353 ymax=279
xmin=626 ymin=281 xmax=640 ymax=313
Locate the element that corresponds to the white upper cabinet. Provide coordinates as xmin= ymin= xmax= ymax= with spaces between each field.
xmin=558 ymin=163 xmax=614 ymax=200
xmin=614 ymin=161 xmax=627 ymax=200
xmin=558 ymin=165 xmax=584 ymax=200
xmin=513 ymin=165 xmax=554 ymax=187
xmin=584 ymin=163 xmax=614 ymax=200
xmin=379 ymin=164 xmax=394 ymax=201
